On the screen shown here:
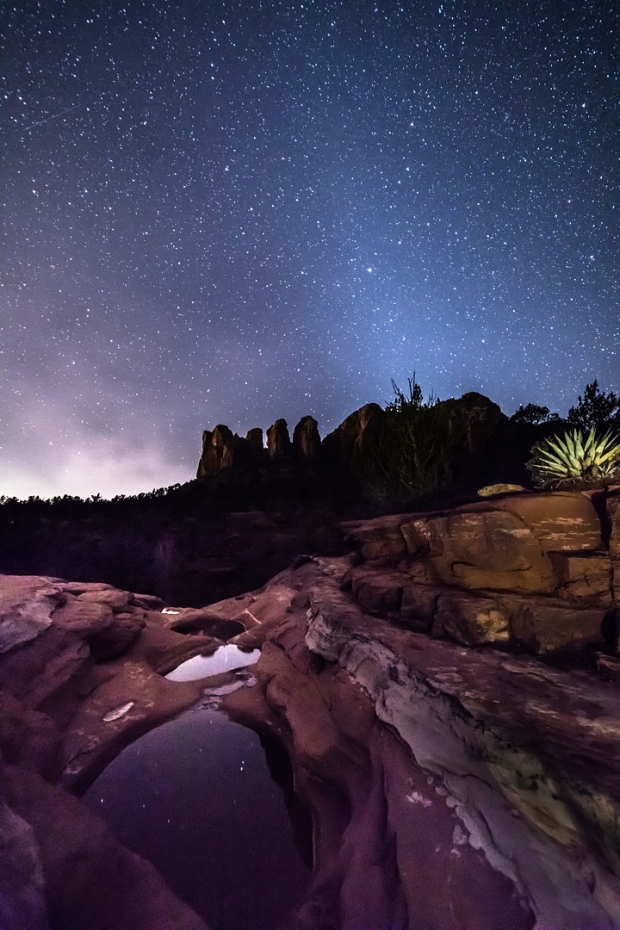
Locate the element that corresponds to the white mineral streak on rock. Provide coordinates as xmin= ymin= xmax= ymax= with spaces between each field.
xmin=405 ymin=791 xmax=432 ymax=808
xmin=240 ymin=609 xmax=261 ymax=625
xmin=306 ymin=607 xmax=620 ymax=930
xmin=103 ymin=701 xmax=135 ymax=723
xmin=305 ymin=599 xmax=351 ymax=662
xmin=452 ymin=824 xmax=469 ymax=846
xmin=199 ymin=678 xmax=247 ymax=709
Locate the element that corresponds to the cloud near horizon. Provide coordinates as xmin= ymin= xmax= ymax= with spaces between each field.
xmin=0 ymin=436 xmax=191 ymax=500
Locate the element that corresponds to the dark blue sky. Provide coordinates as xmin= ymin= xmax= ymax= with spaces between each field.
xmin=2 ymin=0 xmax=618 ymax=497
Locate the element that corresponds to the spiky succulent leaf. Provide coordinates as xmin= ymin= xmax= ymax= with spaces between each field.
xmin=594 ymin=431 xmax=620 ymax=464
xmin=583 ymin=428 xmax=597 ymax=457
xmin=527 ymin=427 xmax=620 ymax=488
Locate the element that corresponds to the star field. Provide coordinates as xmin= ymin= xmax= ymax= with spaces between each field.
xmin=1 ymin=0 xmax=618 ymax=497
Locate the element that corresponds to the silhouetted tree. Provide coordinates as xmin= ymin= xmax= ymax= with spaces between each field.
xmin=567 ymin=381 xmax=620 ymax=432
xmin=510 ymin=403 xmax=560 ymax=426
xmin=354 ymin=375 xmax=463 ymax=501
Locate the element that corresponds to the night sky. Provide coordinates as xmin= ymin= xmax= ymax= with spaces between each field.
xmin=2 ymin=0 xmax=618 ymax=498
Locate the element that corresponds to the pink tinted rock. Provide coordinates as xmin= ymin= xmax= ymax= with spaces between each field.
xmin=76 ymin=588 xmax=132 ymax=611
xmin=350 ymin=566 xmax=406 ymax=615
xmin=343 ymin=515 xmax=408 ymax=560
xmin=399 ymin=584 xmax=441 ymax=632
xmin=51 ymin=593 xmax=146 ymax=659
xmin=0 ymin=575 xmax=62 ymax=654
xmin=0 ymin=626 xmax=91 ymax=708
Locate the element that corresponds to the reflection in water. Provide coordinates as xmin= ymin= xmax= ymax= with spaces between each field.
xmin=84 ymin=710 xmax=311 ymax=930
xmin=165 ymin=645 xmax=261 ymax=681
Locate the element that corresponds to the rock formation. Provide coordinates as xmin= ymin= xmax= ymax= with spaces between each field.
xmin=246 ymin=427 xmax=264 ymax=454
xmin=266 ymin=418 xmax=292 ymax=457
xmin=223 ymin=548 xmax=620 ymax=930
xmin=2 ymin=486 xmax=620 ymax=929
xmin=194 ymin=391 xmax=510 ymax=490
xmin=440 ymin=390 xmax=506 ymax=455
xmin=321 ymin=402 xmax=386 ymax=464
xmin=0 ymin=576 xmax=218 ymax=929
xmin=293 ymin=415 xmax=321 ymax=459
xmin=196 ymin=425 xmax=238 ymax=478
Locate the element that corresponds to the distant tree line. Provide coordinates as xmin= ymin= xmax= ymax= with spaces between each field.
xmin=510 ymin=380 xmax=620 ymax=432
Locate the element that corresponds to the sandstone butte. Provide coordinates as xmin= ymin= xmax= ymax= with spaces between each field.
xmin=195 ymin=393 xmax=505 ymax=480
xmin=1 ymin=485 xmax=620 ymax=930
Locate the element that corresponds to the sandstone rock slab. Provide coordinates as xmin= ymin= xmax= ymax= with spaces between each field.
xmin=0 ymin=575 xmax=62 ymax=654
xmin=508 ymin=599 xmax=608 ymax=654
xmin=498 ymin=492 xmax=603 ymax=552
xmin=404 ymin=509 xmax=557 ymax=593
xmin=343 ymin=515 xmax=407 ymax=560
xmin=349 ymin=566 xmax=406 ymax=615
xmin=435 ymin=590 xmax=511 ymax=645
xmin=550 ymin=551 xmax=612 ymax=602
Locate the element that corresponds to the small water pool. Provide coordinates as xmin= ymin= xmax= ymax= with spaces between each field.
xmin=165 ymin=644 xmax=261 ymax=682
xmin=84 ymin=709 xmax=312 ymax=930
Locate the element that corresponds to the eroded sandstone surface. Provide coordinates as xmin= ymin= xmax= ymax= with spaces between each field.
xmin=1 ymin=488 xmax=620 ymax=929
xmin=342 ymin=489 xmax=617 ymax=654
xmin=0 ymin=576 xmax=222 ymax=930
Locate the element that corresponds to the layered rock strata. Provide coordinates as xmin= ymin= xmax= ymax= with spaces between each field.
xmin=342 ymin=489 xmax=618 ymax=654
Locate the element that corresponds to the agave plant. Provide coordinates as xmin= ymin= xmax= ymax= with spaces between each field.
xmin=527 ymin=428 xmax=620 ymax=488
